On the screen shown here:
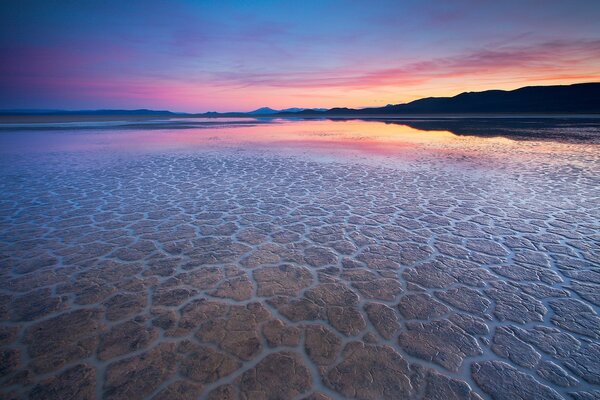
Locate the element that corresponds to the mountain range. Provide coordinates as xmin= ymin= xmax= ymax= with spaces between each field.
xmin=247 ymin=107 xmax=328 ymax=115
xmin=315 ymin=82 xmax=600 ymax=115
xmin=2 ymin=83 xmax=599 ymax=117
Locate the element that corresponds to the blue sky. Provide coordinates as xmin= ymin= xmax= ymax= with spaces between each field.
xmin=1 ymin=0 xmax=599 ymax=111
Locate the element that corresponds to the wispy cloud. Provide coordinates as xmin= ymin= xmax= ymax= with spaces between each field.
xmin=205 ymin=39 xmax=600 ymax=90
xmin=1 ymin=0 xmax=599 ymax=110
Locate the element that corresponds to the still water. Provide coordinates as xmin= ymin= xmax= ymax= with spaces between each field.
xmin=0 ymin=118 xmax=599 ymax=400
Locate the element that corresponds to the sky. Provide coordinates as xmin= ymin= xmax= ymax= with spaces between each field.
xmin=1 ymin=0 xmax=600 ymax=112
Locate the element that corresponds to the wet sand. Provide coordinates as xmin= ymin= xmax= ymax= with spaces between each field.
xmin=0 ymin=119 xmax=599 ymax=399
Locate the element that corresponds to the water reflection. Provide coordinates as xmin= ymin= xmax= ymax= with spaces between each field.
xmin=0 ymin=117 xmax=599 ymax=399
xmin=378 ymin=117 xmax=600 ymax=141
xmin=0 ymin=118 xmax=598 ymax=168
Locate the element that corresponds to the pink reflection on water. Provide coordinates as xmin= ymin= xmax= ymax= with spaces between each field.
xmin=0 ymin=119 xmax=595 ymax=168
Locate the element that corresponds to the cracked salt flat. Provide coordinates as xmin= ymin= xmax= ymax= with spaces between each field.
xmin=0 ymin=118 xmax=599 ymax=399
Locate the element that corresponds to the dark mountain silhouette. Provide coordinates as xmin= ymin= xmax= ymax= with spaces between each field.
xmin=0 ymin=109 xmax=182 ymax=116
xmin=1 ymin=83 xmax=599 ymax=118
xmin=313 ymin=83 xmax=600 ymax=115
xmin=248 ymin=107 xmax=278 ymax=115
xmin=248 ymin=107 xmax=328 ymax=115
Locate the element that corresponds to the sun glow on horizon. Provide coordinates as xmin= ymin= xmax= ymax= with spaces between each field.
xmin=1 ymin=1 xmax=600 ymax=112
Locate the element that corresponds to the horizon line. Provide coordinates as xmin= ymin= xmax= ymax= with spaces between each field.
xmin=1 ymin=81 xmax=599 ymax=115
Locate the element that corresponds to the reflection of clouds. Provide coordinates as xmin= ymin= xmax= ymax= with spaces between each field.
xmin=312 ymin=132 xmax=337 ymax=137
xmin=1 ymin=119 xmax=598 ymax=173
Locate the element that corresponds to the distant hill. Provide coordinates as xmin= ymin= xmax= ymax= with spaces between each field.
xmin=248 ymin=107 xmax=327 ymax=115
xmin=320 ymin=83 xmax=600 ymax=115
xmin=0 ymin=109 xmax=183 ymax=116
xmin=2 ymin=83 xmax=599 ymax=118
xmin=248 ymin=107 xmax=278 ymax=115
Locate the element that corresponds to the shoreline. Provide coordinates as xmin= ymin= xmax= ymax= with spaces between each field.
xmin=1 ymin=113 xmax=600 ymax=124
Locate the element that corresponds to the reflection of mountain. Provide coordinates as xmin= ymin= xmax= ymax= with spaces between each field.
xmin=367 ymin=117 xmax=600 ymax=141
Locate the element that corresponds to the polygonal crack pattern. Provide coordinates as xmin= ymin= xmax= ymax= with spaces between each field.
xmin=0 ymin=148 xmax=599 ymax=400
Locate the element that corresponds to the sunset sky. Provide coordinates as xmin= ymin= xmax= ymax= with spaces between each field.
xmin=1 ymin=0 xmax=600 ymax=112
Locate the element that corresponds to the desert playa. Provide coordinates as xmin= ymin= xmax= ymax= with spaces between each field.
xmin=0 ymin=118 xmax=599 ymax=399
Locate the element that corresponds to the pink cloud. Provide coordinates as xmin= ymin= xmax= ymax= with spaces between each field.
xmin=208 ymin=39 xmax=600 ymax=91
xmin=2 ymin=37 xmax=599 ymax=111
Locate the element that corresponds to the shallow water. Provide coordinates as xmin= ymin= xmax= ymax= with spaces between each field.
xmin=0 ymin=118 xmax=599 ymax=399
